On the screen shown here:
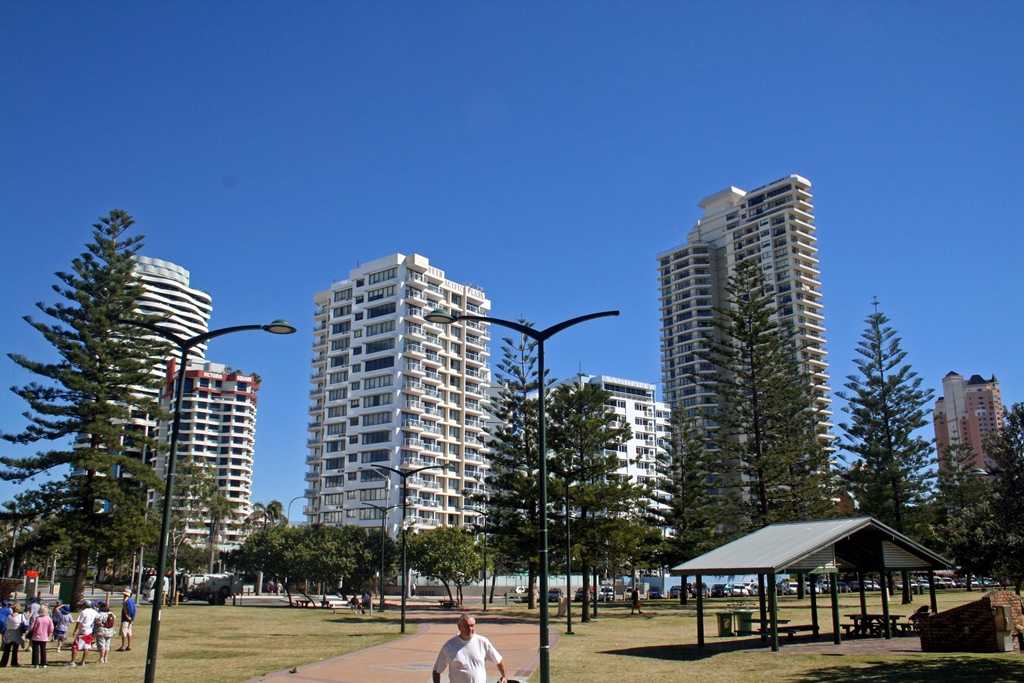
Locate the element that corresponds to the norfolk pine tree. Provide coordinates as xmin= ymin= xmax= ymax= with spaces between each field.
xmin=658 ymin=407 xmax=719 ymax=602
xmin=547 ymin=377 xmax=637 ymax=622
xmin=479 ymin=325 xmax=545 ymax=609
xmin=699 ymin=258 xmax=833 ymax=535
xmin=837 ymin=302 xmax=934 ymax=534
xmin=837 ymin=302 xmax=934 ymax=604
xmin=0 ymin=210 xmax=168 ymax=606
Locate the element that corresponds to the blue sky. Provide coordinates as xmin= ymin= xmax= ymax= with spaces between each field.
xmin=2 ymin=2 xmax=1022 ymax=510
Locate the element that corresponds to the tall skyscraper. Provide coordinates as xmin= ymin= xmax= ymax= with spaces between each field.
xmin=157 ymin=361 xmax=260 ymax=549
xmin=656 ymin=174 xmax=831 ymax=436
xmin=129 ymin=256 xmax=213 ymax=468
xmin=132 ymin=256 xmax=258 ymax=551
xmin=933 ymin=371 xmax=1004 ymax=472
xmin=305 ymin=253 xmax=492 ymax=532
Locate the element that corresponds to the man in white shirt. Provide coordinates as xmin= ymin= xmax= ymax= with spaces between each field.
xmin=432 ymin=614 xmax=508 ymax=683
xmin=69 ymin=600 xmax=99 ymax=666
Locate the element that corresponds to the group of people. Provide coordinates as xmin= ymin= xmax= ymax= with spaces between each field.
xmin=0 ymin=588 xmax=136 ymax=668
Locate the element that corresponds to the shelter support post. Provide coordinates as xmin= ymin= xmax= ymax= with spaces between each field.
xmin=830 ymin=573 xmax=841 ymax=645
xmin=857 ymin=571 xmax=867 ymax=614
xmin=696 ymin=573 xmax=704 ymax=647
xmin=809 ymin=574 xmax=819 ymax=637
xmin=879 ymin=569 xmax=892 ymax=639
xmin=927 ymin=570 xmax=938 ymax=614
xmin=767 ymin=571 xmax=779 ymax=652
xmin=758 ymin=574 xmax=767 ymax=640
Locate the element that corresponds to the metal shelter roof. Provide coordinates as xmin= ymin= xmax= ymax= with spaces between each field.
xmin=670 ymin=517 xmax=952 ymax=576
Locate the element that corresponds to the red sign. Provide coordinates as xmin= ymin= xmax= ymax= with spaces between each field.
xmin=26 ymin=571 xmax=38 ymax=578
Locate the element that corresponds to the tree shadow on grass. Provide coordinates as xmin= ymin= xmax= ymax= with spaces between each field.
xmin=603 ymin=639 xmax=769 ymax=661
xmin=786 ymin=657 xmax=1024 ymax=683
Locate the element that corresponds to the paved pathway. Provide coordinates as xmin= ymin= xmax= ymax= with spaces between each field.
xmin=242 ymin=611 xmax=554 ymax=683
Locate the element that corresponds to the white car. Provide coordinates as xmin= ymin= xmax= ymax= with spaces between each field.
xmin=729 ymin=584 xmax=749 ymax=597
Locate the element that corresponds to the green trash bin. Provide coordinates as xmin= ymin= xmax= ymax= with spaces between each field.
xmin=717 ymin=611 xmax=735 ymax=637
xmin=735 ymin=610 xmax=754 ymax=635
xmin=58 ymin=581 xmax=74 ymax=605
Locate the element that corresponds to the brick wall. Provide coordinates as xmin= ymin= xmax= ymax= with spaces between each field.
xmin=920 ymin=590 xmax=1023 ymax=653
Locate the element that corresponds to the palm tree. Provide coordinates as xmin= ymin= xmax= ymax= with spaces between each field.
xmin=264 ymin=500 xmax=285 ymax=526
xmin=205 ymin=485 xmax=239 ymax=573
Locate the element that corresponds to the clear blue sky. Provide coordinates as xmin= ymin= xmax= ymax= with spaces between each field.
xmin=2 ymin=2 xmax=1022 ymax=510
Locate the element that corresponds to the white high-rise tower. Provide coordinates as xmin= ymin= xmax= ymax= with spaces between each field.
xmin=305 ymin=254 xmax=492 ymax=532
xmin=656 ymin=175 xmax=831 ymax=433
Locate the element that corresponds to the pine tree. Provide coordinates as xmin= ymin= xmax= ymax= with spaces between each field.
xmin=935 ymin=441 xmax=988 ymax=515
xmin=479 ymin=325 xmax=545 ymax=609
xmin=837 ymin=301 xmax=934 ymax=536
xmin=700 ymin=258 xmax=833 ymax=534
xmin=0 ymin=210 xmax=168 ymax=606
xmin=657 ymin=407 xmax=719 ymax=600
xmin=547 ymin=376 xmax=637 ymax=622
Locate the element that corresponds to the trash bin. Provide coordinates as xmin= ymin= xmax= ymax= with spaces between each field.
xmin=717 ymin=611 xmax=735 ymax=637
xmin=735 ymin=610 xmax=754 ymax=635
xmin=58 ymin=581 xmax=74 ymax=605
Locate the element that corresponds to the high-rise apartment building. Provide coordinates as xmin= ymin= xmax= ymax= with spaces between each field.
xmin=157 ymin=360 xmax=260 ymax=549
xmin=656 ymin=174 xmax=831 ymax=432
xmin=552 ymin=375 xmax=670 ymax=510
xmin=129 ymin=256 xmax=214 ymax=469
xmin=131 ymin=256 xmax=257 ymax=550
xmin=933 ymin=371 xmax=1004 ymax=472
xmin=305 ymin=254 xmax=492 ymax=532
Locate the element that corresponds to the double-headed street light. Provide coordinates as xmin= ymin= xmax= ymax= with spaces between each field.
xmin=125 ymin=318 xmax=296 ymax=683
xmin=371 ymin=462 xmax=447 ymax=633
xmin=424 ymin=307 xmax=618 ymax=683
xmin=364 ymin=480 xmax=401 ymax=613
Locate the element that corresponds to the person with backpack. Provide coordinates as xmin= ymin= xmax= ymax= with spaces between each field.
xmin=94 ymin=602 xmax=116 ymax=663
xmin=1 ymin=603 xmax=27 ymax=667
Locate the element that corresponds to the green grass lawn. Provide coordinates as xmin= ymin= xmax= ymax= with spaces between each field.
xmin=2 ymin=590 xmax=1020 ymax=682
xmin=537 ymin=590 xmax=1024 ymax=683
xmin=0 ymin=601 xmax=411 ymax=683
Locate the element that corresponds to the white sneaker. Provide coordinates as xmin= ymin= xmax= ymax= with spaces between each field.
xmin=68 ymin=662 xmax=76 ymax=667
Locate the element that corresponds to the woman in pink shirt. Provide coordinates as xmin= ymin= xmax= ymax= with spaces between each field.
xmin=27 ymin=604 xmax=54 ymax=668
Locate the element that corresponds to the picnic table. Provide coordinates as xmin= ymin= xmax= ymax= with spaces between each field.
xmin=844 ymin=613 xmax=904 ymax=637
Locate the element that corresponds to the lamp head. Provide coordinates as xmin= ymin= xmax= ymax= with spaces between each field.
xmin=424 ymin=308 xmax=458 ymax=325
xmin=262 ymin=319 xmax=297 ymax=335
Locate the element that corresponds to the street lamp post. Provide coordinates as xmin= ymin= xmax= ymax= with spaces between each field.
xmin=125 ymin=318 xmax=296 ymax=683
xmin=425 ymin=307 xmax=618 ymax=683
xmin=287 ymin=494 xmax=305 ymax=525
xmin=364 ymin=483 xmax=400 ymax=613
xmin=371 ymin=462 xmax=447 ymax=633
xmin=462 ymin=505 xmax=489 ymax=611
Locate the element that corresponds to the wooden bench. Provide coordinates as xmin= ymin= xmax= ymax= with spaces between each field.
xmin=778 ymin=624 xmax=818 ymax=640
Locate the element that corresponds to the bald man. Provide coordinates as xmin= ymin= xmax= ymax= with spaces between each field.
xmin=432 ymin=614 xmax=508 ymax=683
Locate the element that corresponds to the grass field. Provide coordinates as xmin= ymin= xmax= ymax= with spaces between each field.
xmin=0 ymin=600 xmax=411 ymax=682
xmin=542 ymin=590 xmax=1024 ymax=683
xmin=1 ymin=590 xmax=1020 ymax=682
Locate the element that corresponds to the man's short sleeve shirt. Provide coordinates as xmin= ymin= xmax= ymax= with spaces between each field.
xmin=433 ymin=633 xmax=502 ymax=683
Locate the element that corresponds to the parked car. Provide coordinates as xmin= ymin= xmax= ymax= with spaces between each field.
xmin=548 ymin=588 xmax=564 ymax=602
xmin=648 ymin=588 xmax=664 ymax=599
xmin=776 ymin=581 xmax=797 ymax=596
xmin=744 ymin=582 xmax=761 ymax=596
xmin=710 ymin=583 xmax=729 ymax=598
xmin=598 ymin=586 xmax=616 ymax=601
xmin=836 ymin=581 xmax=849 ymax=593
xmin=729 ymin=584 xmax=749 ymax=597
xmin=573 ymin=587 xmax=595 ymax=602
xmin=669 ymin=585 xmax=682 ymax=599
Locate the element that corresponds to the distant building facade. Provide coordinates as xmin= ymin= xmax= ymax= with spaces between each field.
xmin=305 ymin=253 xmax=492 ymax=533
xmin=158 ymin=360 xmax=260 ymax=549
xmin=933 ymin=371 xmax=1004 ymax=472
